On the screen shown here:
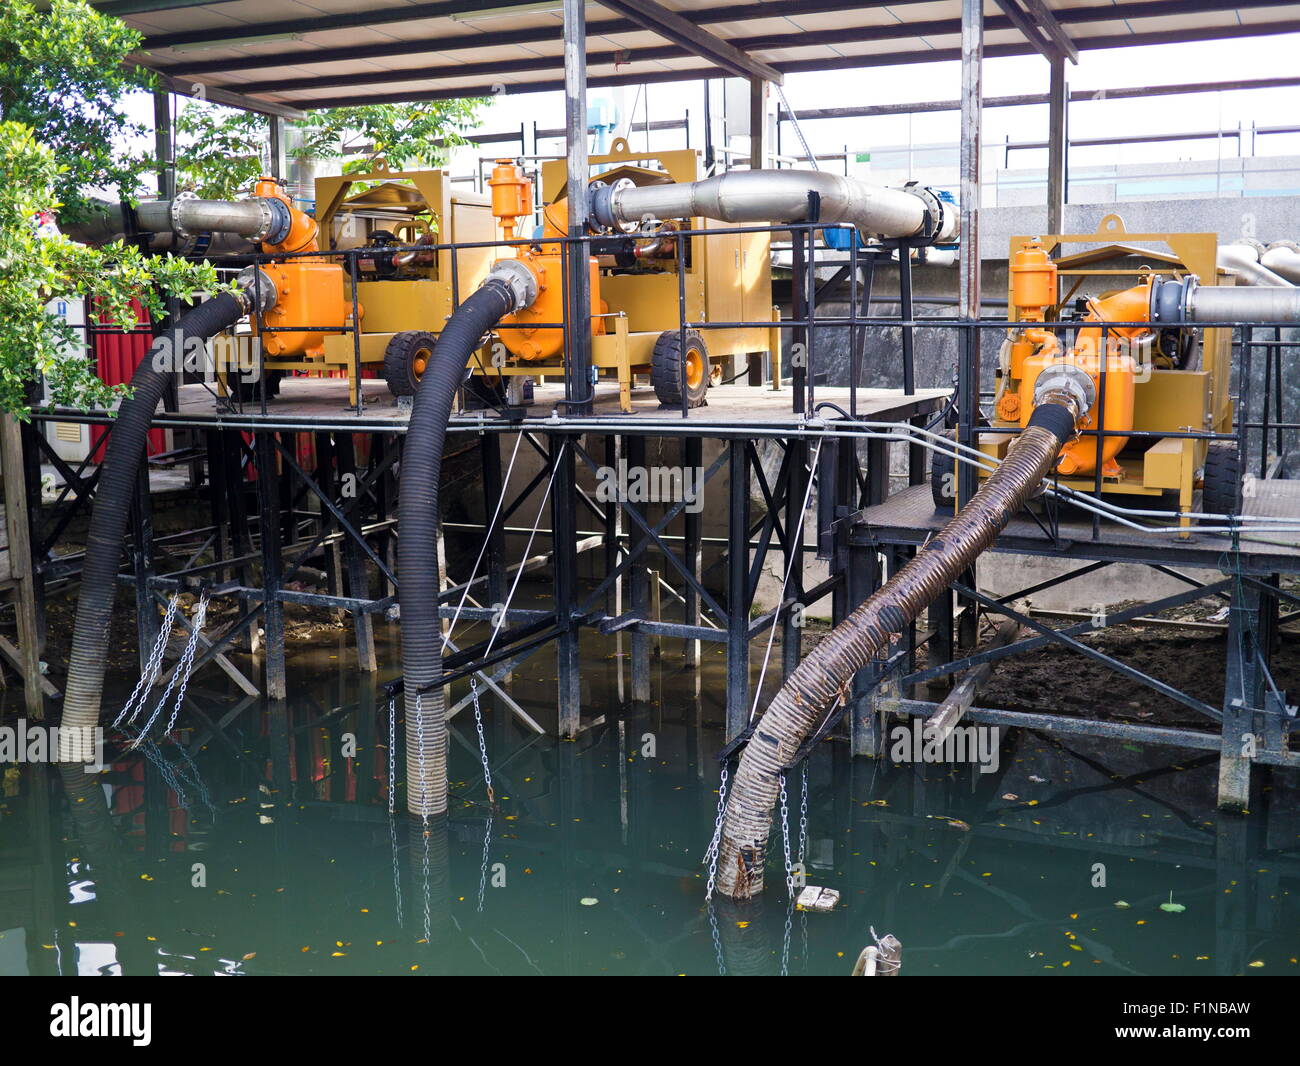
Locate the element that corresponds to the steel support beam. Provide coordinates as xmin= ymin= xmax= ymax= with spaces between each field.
xmin=562 ymin=0 xmax=594 ymax=418
xmin=597 ymin=0 xmax=782 ymax=84
xmin=726 ymin=441 xmax=751 ymax=741
xmin=1047 ymin=53 xmax=1069 ymax=239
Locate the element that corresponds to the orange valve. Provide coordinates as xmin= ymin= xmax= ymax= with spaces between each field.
xmin=1010 ymin=237 xmax=1057 ymax=319
xmin=489 ymin=160 xmax=533 ymax=241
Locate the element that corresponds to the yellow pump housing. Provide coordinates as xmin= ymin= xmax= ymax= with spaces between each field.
xmin=489 ymin=171 xmax=608 ymax=362
xmin=985 ymin=215 xmax=1234 ymax=529
xmin=469 ymin=138 xmax=781 ymax=412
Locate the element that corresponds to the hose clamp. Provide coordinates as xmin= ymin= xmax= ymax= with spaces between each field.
xmin=235 ymin=265 xmax=279 ymax=313
xmin=1032 ymin=362 xmax=1095 ymax=421
xmin=487 ymin=258 xmax=538 ymax=311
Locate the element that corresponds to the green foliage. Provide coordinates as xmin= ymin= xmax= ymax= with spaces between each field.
xmin=0 ymin=122 xmax=222 ymax=418
xmin=175 ymin=98 xmax=488 ymax=199
xmin=0 ymin=0 xmax=153 ymax=224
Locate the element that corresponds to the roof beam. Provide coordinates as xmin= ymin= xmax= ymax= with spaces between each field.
xmin=95 ymin=0 xmax=230 ymax=13
xmin=156 ymin=72 xmax=308 ymax=120
xmin=139 ymin=0 xmax=576 ymax=50
xmin=991 ymin=0 xmax=1064 ymax=63
xmin=281 ymin=18 xmax=1300 ymax=110
xmin=230 ymin=24 xmax=960 ymax=96
xmin=149 ymin=0 xmax=1274 ymax=79
xmin=595 ymin=0 xmax=782 ymax=83
xmin=1019 ymin=0 xmax=1080 ymax=63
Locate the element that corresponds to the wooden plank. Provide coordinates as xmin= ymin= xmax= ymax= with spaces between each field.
xmin=0 ymin=418 xmax=44 ymax=716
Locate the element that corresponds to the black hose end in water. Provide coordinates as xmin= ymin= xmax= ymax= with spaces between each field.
xmin=1026 ymin=402 xmax=1078 ymax=445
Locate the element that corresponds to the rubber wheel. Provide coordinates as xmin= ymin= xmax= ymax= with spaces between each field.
xmin=1202 ymin=440 xmax=1242 ymax=518
xmin=931 ymin=430 xmax=957 ymax=511
xmin=384 ymin=330 xmax=437 ymax=397
xmin=651 ymin=329 xmax=709 ymax=408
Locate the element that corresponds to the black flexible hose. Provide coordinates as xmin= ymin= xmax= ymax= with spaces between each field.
xmin=60 ymin=292 xmax=249 ymax=760
xmin=399 ymin=277 xmax=516 ymax=818
xmin=713 ymin=403 xmax=1076 ymax=898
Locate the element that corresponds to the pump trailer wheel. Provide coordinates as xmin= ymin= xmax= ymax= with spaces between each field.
xmin=384 ymin=330 xmax=438 ymax=397
xmin=651 ymin=329 xmax=710 ymax=408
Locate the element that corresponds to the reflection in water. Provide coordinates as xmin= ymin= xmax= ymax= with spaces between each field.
xmin=1 ymin=621 xmax=1297 ymax=976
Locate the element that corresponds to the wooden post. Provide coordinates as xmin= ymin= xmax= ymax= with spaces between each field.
xmin=1 ymin=417 xmax=44 ymax=717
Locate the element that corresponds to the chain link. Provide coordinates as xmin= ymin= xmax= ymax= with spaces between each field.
xmin=470 ymin=678 xmax=494 ymax=805
xmin=707 ymin=901 xmax=727 ymax=976
xmin=779 ymin=771 xmax=795 ymax=900
xmin=798 ymin=762 xmax=809 ymax=871
xmin=702 ymin=763 xmax=729 ymax=900
xmin=387 ymin=696 xmax=397 ymax=815
xmin=113 ymin=593 xmax=181 ymax=729
xmin=129 ymin=591 xmax=209 ymax=749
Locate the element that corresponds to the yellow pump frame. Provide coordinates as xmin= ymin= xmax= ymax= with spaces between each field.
xmin=474 ymin=138 xmax=783 ymax=412
xmin=988 ymin=214 xmax=1234 ymax=530
xmin=213 ymin=164 xmax=494 ymax=408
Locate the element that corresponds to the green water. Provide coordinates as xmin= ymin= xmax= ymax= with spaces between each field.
xmin=2 ymin=620 xmax=1297 ymax=977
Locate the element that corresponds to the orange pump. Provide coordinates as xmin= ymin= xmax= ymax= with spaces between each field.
xmin=248 ymin=177 xmax=350 ymax=359
xmin=487 ymin=161 xmax=606 ymax=362
xmin=1005 ymin=238 xmax=1140 ymax=478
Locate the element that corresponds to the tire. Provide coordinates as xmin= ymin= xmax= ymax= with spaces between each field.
xmin=931 ymin=430 xmax=957 ymax=511
xmin=651 ymin=329 xmax=710 ymax=408
xmin=384 ymin=330 xmax=437 ymax=397
xmin=1202 ymin=440 xmax=1242 ymax=518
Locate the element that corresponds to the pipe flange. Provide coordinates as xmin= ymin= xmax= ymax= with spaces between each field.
xmin=233 ymin=195 xmax=285 ymax=244
xmin=1032 ymin=361 xmax=1095 ymax=420
xmin=169 ymin=190 xmax=199 ymax=241
xmin=1150 ymin=274 xmax=1195 ymax=324
xmin=235 ymin=265 xmax=279 ymax=314
xmin=589 ymin=178 xmax=635 ymax=233
xmin=487 ymin=258 xmax=538 ymax=312
xmin=900 ymin=181 xmax=958 ymax=246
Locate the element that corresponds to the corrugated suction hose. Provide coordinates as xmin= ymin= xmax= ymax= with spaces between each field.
xmin=399 ymin=277 xmax=517 ymax=818
xmin=60 ymin=292 xmax=251 ymax=762
xmin=714 ymin=404 xmax=1077 ymax=898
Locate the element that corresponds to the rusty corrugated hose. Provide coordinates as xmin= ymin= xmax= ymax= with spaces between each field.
xmin=60 ymin=290 xmax=255 ymax=763
xmin=713 ymin=402 xmax=1079 ymax=898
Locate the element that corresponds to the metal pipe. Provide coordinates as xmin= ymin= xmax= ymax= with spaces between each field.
xmin=1216 ymin=243 xmax=1292 ymax=287
xmin=593 ymin=169 xmax=956 ymax=244
xmin=1261 ymin=241 xmax=1300 ymax=284
xmin=66 ymin=196 xmax=282 ymax=250
xmin=1187 ymin=282 xmax=1300 ymax=323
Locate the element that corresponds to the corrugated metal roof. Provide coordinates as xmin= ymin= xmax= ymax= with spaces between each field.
xmin=98 ymin=0 xmax=1300 ymax=114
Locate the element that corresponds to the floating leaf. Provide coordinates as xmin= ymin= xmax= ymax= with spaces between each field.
xmin=1159 ymin=891 xmax=1186 ymax=914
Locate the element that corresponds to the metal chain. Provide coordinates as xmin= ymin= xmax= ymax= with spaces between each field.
xmin=414 ymin=689 xmax=427 ymax=815
xmin=387 ymin=696 xmax=397 ymax=815
xmin=702 ymin=763 xmax=729 ymax=900
xmin=477 ymin=807 xmax=493 ymax=913
xmin=797 ymin=762 xmax=809 ymax=870
xmin=130 ymin=591 xmax=208 ymax=748
xmin=162 ymin=592 xmax=208 ymax=737
xmin=707 ymin=901 xmax=727 ymax=976
xmin=113 ymin=593 xmax=181 ymax=728
xmin=470 ymin=678 xmax=494 ymax=805
xmin=779 ymin=771 xmax=795 ymax=900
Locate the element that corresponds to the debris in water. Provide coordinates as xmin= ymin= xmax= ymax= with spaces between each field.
xmin=580 ymin=897 xmax=598 ymax=906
